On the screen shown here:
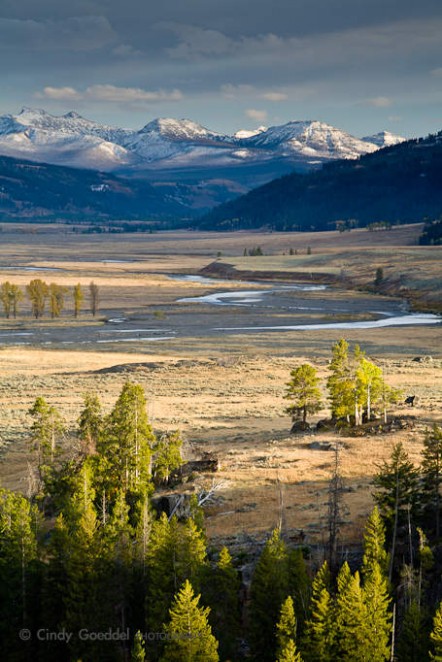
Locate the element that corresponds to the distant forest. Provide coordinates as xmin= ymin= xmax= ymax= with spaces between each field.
xmin=198 ymin=132 xmax=442 ymax=232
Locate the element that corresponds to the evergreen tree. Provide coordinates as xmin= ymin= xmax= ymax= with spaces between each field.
xmin=430 ymin=601 xmax=442 ymax=661
xmin=131 ymin=630 xmax=146 ymax=661
xmin=362 ymin=563 xmax=392 ymax=661
xmin=146 ymin=514 xmax=207 ymax=634
xmin=276 ymin=596 xmax=298 ymax=656
xmin=202 ymin=546 xmax=241 ymax=661
xmin=373 ymin=443 xmax=419 ymax=577
xmin=302 ymin=562 xmax=334 ymax=662
xmin=249 ymin=527 xmax=290 ymax=662
xmin=362 ymin=506 xmax=389 ymax=579
xmin=28 ymin=396 xmax=65 ymax=483
xmin=0 ymin=488 xmax=39 ymax=659
xmin=277 ymin=639 xmax=303 ymax=662
xmin=421 ymin=424 xmax=442 ymax=538
xmin=100 ymin=382 xmax=155 ymax=499
xmin=288 ymin=548 xmax=311 ymax=633
xmin=160 ymin=580 xmax=219 ymax=662
xmin=153 ymin=430 xmax=184 ymax=485
xmin=284 ymin=363 xmax=322 ymax=424
xmin=397 ymin=600 xmax=430 ymax=662
xmin=335 ymin=569 xmax=371 ymax=661
xmin=77 ymin=392 xmax=103 ymax=456
xmin=327 ymin=339 xmax=356 ymax=423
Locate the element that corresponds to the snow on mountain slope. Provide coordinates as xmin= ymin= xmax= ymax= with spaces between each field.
xmin=240 ymin=120 xmax=378 ymax=159
xmin=361 ymin=130 xmax=406 ymax=148
xmin=0 ymin=108 xmax=397 ymax=174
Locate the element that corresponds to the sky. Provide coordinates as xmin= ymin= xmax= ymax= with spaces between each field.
xmin=1 ymin=0 xmax=441 ymax=138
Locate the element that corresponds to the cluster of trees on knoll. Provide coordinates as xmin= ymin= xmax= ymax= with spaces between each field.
xmin=1 ymin=369 xmax=442 ymax=660
xmin=0 ymin=279 xmax=99 ymax=319
xmin=419 ymin=217 xmax=442 ymax=245
xmin=284 ymin=339 xmax=402 ymax=428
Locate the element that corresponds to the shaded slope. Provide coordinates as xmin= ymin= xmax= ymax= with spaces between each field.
xmin=198 ymin=133 xmax=442 ymax=231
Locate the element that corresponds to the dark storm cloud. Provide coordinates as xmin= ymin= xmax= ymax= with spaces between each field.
xmin=1 ymin=0 xmax=441 ymax=134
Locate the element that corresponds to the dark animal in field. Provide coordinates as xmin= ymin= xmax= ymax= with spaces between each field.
xmin=405 ymin=395 xmax=416 ymax=406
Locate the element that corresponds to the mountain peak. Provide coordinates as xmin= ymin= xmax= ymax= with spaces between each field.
xmin=140 ymin=117 xmax=221 ymax=141
xmin=362 ymin=130 xmax=406 ymax=148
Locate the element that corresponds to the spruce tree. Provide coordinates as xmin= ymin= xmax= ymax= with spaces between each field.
xmin=153 ymin=430 xmax=184 ymax=485
xmin=327 ymin=339 xmax=355 ymax=422
xmin=101 ymin=382 xmax=155 ymax=498
xmin=335 ymin=570 xmax=371 ymax=661
xmin=302 ymin=562 xmax=334 ymax=662
xmin=249 ymin=527 xmax=290 ymax=662
xmin=276 ymin=596 xmax=303 ymax=661
xmin=421 ymin=424 xmax=442 ymax=538
xmin=28 ymin=396 xmax=65 ymax=484
xmin=202 ymin=546 xmax=241 ymax=661
xmin=146 ymin=514 xmax=207 ymax=634
xmin=430 ymin=601 xmax=442 ymax=661
xmin=397 ymin=601 xmax=429 ymax=662
xmin=362 ymin=563 xmax=392 ymax=661
xmin=373 ymin=442 xmax=419 ymax=577
xmin=362 ymin=506 xmax=389 ymax=579
xmin=131 ymin=630 xmax=146 ymax=661
xmin=160 ymin=580 xmax=219 ymax=662
xmin=77 ymin=392 xmax=103 ymax=456
xmin=284 ymin=363 xmax=322 ymax=425
xmin=0 ymin=489 xmax=39 ymax=659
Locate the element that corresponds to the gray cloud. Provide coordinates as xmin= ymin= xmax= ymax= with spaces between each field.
xmin=0 ymin=0 xmax=441 ymax=136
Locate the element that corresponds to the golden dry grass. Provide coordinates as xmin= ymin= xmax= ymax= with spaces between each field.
xmin=0 ymin=224 xmax=441 ymax=548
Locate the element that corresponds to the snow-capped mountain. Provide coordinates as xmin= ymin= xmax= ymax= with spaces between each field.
xmin=361 ymin=130 xmax=406 ymax=148
xmin=239 ymin=120 xmax=380 ymax=159
xmin=0 ymin=108 xmax=404 ymax=177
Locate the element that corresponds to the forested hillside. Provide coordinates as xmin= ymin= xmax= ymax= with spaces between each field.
xmin=2 ymin=341 xmax=442 ymax=661
xmin=198 ymin=132 xmax=442 ymax=231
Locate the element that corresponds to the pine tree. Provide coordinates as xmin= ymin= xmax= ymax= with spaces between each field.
xmin=430 ymin=601 xmax=442 ymax=661
xmin=421 ymin=424 xmax=442 ymax=538
xmin=288 ymin=548 xmax=311 ymax=633
xmin=397 ymin=601 xmax=429 ymax=662
xmin=28 ymin=396 xmax=65 ymax=483
xmin=131 ymin=630 xmax=146 ymax=661
xmin=276 ymin=596 xmax=300 ymax=658
xmin=362 ymin=563 xmax=392 ymax=661
xmin=373 ymin=443 xmax=419 ymax=578
xmin=160 ymin=580 xmax=219 ymax=662
xmin=202 ymin=546 xmax=241 ymax=661
xmin=146 ymin=514 xmax=207 ymax=634
xmin=284 ymin=363 xmax=322 ymax=425
xmin=153 ymin=430 xmax=184 ymax=485
xmin=0 ymin=489 xmax=38 ymax=659
xmin=277 ymin=639 xmax=303 ymax=662
xmin=77 ymin=392 xmax=103 ymax=456
xmin=302 ymin=562 xmax=334 ymax=662
xmin=362 ymin=506 xmax=389 ymax=579
xmin=249 ymin=527 xmax=290 ymax=662
xmin=335 ymin=569 xmax=371 ymax=661
xmin=100 ymin=382 xmax=155 ymax=498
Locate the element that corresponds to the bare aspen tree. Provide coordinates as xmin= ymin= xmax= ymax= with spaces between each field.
xmin=89 ymin=281 xmax=100 ymax=316
xmin=73 ymin=283 xmax=84 ymax=318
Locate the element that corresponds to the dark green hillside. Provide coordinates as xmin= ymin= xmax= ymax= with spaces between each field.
xmin=0 ymin=154 xmax=198 ymax=222
xmin=198 ymin=132 xmax=442 ymax=231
